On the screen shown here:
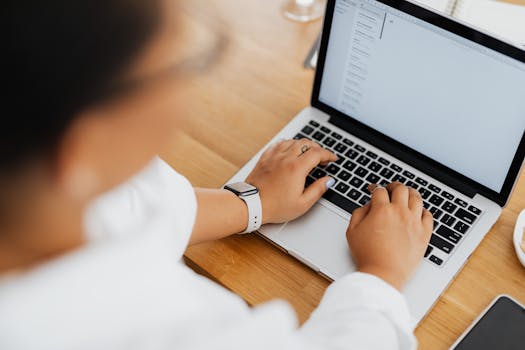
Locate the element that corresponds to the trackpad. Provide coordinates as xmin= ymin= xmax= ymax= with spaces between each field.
xmin=262 ymin=203 xmax=356 ymax=279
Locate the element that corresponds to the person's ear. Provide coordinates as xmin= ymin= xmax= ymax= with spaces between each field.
xmin=53 ymin=113 xmax=104 ymax=202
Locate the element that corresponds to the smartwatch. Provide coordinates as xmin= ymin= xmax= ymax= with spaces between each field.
xmin=223 ymin=182 xmax=262 ymax=234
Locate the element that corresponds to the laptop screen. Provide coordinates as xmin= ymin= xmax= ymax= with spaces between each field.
xmin=318 ymin=0 xmax=525 ymax=193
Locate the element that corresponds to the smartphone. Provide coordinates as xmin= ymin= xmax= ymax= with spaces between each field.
xmin=450 ymin=295 xmax=525 ymax=350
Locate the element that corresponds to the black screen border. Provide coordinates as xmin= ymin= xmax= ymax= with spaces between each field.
xmin=311 ymin=0 xmax=525 ymax=206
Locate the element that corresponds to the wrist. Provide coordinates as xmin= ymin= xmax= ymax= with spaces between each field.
xmin=357 ymin=265 xmax=405 ymax=291
xmin=222 ymin=189 xmax=250 ymax=233
xmin=223 ymin=182 xmax=262 ymax=234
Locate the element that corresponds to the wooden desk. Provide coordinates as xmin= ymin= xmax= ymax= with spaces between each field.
xmin=162 ymin=1 xmax=525 ymax=348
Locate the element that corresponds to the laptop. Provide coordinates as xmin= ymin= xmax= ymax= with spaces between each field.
xmin=226 ymin=0 xmax=525 ymax=324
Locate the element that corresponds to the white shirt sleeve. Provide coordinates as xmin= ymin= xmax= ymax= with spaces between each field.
xmin=299 ymin=272 xmax=417 ymax=350
xmin=188 ymin=272 xmax=417 ymax=350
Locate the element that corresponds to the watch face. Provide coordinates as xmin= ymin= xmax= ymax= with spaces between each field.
xmin=225 ymin=182 xmax=258 ymax=196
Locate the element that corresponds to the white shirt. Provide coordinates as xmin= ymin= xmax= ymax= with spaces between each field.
xmin=0 ymin=157 xmax=417 ymax=350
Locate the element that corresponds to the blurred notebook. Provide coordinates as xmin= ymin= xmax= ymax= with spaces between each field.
xmin=305 ymin=0 xmax=525 ymax=69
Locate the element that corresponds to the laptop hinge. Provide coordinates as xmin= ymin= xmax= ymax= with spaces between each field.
xmin=329 ymin=115 xmax=478 ymax=199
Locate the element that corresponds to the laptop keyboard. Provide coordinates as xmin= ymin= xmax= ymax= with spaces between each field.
xmin=296 ymin=120 xmax=484 ymax=268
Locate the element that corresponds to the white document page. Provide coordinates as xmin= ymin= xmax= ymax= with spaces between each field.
xmin=411 ymin=0 xmax=453 ymax=12
xmin=455 ymin=0 xmax=525 ymax=48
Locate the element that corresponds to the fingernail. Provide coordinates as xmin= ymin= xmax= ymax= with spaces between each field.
xmin=326 ymin=177 xmax=336 ymax=189
xmin=368 ymin=183 xmax=378 ymax=192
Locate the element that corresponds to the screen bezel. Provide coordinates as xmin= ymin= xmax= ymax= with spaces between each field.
xmin=311 ymin=0 xmax=525 ymax=206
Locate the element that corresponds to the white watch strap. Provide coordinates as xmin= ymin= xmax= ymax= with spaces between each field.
xmin=239 ymin=191 xmax=262 ymax=234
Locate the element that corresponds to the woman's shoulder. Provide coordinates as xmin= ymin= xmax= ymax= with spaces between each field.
xmin=85 ymin=157 xmax=197 ymax=247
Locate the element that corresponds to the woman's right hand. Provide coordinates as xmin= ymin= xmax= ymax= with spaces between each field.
xmin=346 ymin=182 xmax=433 ymax=291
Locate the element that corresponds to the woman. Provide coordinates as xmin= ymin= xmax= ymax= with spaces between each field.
xmin=0 ymin=0 xmax=433 ymax=349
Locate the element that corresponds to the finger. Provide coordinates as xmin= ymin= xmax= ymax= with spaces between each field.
xmin=301 ymin=176 xmax=335 ymax=209
xmin=369 ymin=185 xmax=390 ymax=209
xmin=288 ymin=139 xmax=321 ymax=157
xmin=278 ymin=139 xmax=297 ymax=152
xmin=386 ymin=182 xmax=409 ymax=207
xmin=408 ymin=188 xmax=423 ymax=216
xmin=297 ymin=147 xmax=338 ymax=175
xmin=349 ymin=203 xmax=371 ymax=229
xmin=422 ymin=209 xmax=434 ymax=238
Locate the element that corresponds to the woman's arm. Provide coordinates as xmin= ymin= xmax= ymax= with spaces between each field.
xmin=189 ymin=188 xmax=248 ymax=245
xmin=189 ymin=139 xmax=337 ymax=245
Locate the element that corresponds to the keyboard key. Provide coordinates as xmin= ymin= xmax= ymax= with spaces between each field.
xmin=343 ymin=138 xmax=354 ymax=146
xmin=454 ymin=221 xmax=470 ymax=234
xmin=345 ymin=149 xmax=359 ymax=159
xmin=323 ymin=137 xmax=336 ymax=147
xmin=334 ymin=143 xmax=348 ymax=153
xmin=335 ymin=157 xmax=344 ymax=165
xmin=312 ymin=131 xmax=325 ymax=141
xmin=392 ymin=174 xmax=407 ymax=183
xmin=326 ymin=164 xmax=340 ymax=175
xmin=359 ymin=195 xmax=370 ymax=205
xmin=355 ymin=144 xmax=366 ymax=152
xmin=321 ymin=126 xmax=331 ymax=133
xmin=423 ymin=201 xmax=430 ymax=209
xmin=294 ymin=133 xmax=307 ymax=140
xmin=416 ymin=177 xmax=428 ymax=186
xmin=440 ymin=214 xmax=456 ymax=227
xmin=429 ymin=255 xmax=443 ymax=266
xmin=338 ymin=170 xmax=351 ymax=182
xmin=305 ymin=176 xmax=315 ymax=187
xmin=380 ymin=168 xmax=394 ymax=179
xmin=348 ymin=188 xmax=361 ymax=200
xmin=380 ymin=179 xmax=390 ymax=187
xmin=378 ymin=157 xmax=390 ymax=166
xmin=454 ymin=198 xmax=468 ymax=208
xmin=390 ymin=164 xmax=402 ymax=172
xmin=366 ymin=173 xmax=380 ymax=184
xmin=357 ymin=155 xmax=371 ymax=166
xmin=429 ymin=194 xmax=444 ymax=206
xmin=436 ymin=225 xmax=461 ymax=244
xmin=442 ymin=201 xmax=457 ymax=214
xmin=301 ymin=126 xmax=314 ymax=135
xmin=361 ymin=183 xmax=371 ymax=194
xmin=419 ymin=188 xmax=431 ymax=200
xmin=343 ymin=160 xmax=357 ymax=172
xmin=430 ymin=234 xmax=454 ymax=254
xmin=322 ymin=190 xmax=359 ymax=213
xmin=366 ymin=151 xmax=378 ymax=159
xmin=455 ymin=208 xmax=476 ymax=224
xmin=311 ymin=168 xmax=327 ymax=179
xmin=429 ymin=184 xmax=441 ymax=193
xmin=442 ymin=191 xmax=454 ymax=200
xmin=406 ymin=181 xmax=419 ymax=190
xmin=350 ymin=177 xmax=364 ymax=188
xmin=331 ymin=132 xmax=342 ymax=140
xmin=355 ymin=166 xmax=369 ymax=178
xmin=468 ymin=205 xmax=481 ymax=215
xmin=424 ymin=245 xmax=433 ymax=258
xmin=309 ymin=120 xmax=320 ymax=127
xmin=403 ymin=170 xmax=415 ymax=179
xmin=335 ymin=182 xmax=350 ymax=194
xmin=429 ymin=207 xmax=443 ymax=220
xmin=368 ymin=161 xmax=382 ymax=172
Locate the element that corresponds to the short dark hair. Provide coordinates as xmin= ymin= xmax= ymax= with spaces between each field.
xmin=3 ymin=0 xmax=161 ymax=171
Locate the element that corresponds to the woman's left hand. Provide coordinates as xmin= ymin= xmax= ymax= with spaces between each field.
xmin=245 ymin=138 xmax=338 ymax=225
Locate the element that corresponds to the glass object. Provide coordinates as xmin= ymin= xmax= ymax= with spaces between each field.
xmin=282 ymin=0 xmax=326 ymax=22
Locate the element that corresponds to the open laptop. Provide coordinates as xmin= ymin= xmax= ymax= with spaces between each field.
xmin=227 ymin=0 xmax=525 ymax=324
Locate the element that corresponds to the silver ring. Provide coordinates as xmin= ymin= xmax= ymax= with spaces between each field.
xmin=300 ymin=145 xmax=311 ymax=155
